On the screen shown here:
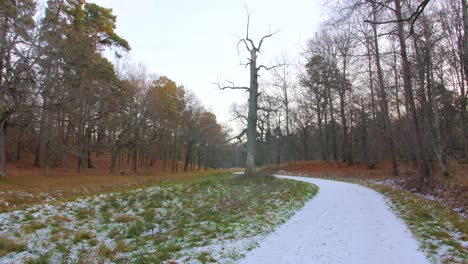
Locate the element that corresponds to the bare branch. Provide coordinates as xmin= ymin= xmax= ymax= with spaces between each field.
xmin=240 ymin=61 xmax=252 ymax=68
xmin=258 ymin=28 xmax=281 ymax=51
xmin=244 ymin=4 xmax=251 ymax=40
xmin=237 ymin=38 xmax=251 ymax=53
xmin=364 ymin=0 xmax=432 ymax=35
xmin=258 ymin=106 xmax=277 ymax=113
xmin=257 ymin=63 xmax=285 ymax=72
xmin=226 ymin=128 xmax=247 ymax=143
xmin=213 ymin=80 xmax=250 ymax=91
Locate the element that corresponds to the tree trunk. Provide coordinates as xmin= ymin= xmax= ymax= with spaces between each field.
xmin=324 ymin=111 xmax=330 ymax=160
xmin=184 ymin=140 xmax=193 ymax=172
xmin=394 ymin=0 xmax=431 ymax=182
xmin=316 ymin=97 xmax=326 ymax=160
xmin=0 ymin=119 xmax=6 ymax=178
xmin=34 ymin=104 xmax=47 ymax=167
xmin=461 ymin=0 xmax=468 ymax=158
xmin=339 ymin=89 xmax=349 ymax=162
xmin=327 ymin=85 xmax=338 ymax=161
xmin=245 ymin=49 xmax=259 ymax=176
xmin=16 ymin=126 xmax=23 ymax=161
xmin=371 ymin=0 xmax=399 ymax=176
xmin=393 ymin=49 xmax=402 ymax=121
xmin=110 ymin=145 xmax=117 ymax=174
xmin=339 ymin=54 xmax=351 ymax=164
xmin=132 ymin=147 xmax=138 ymax=172
xmin=366 ymin=37 xmax=377 ymax=122
xmin=360 ymin=99 xmax=369 ymax=165
xmin=87 ymin=128 xmax=94 ymax=169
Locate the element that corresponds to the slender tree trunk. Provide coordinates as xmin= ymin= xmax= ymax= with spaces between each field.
xmin=394 ymin=0 xmax=431 ymax=182
xmin=110 ymin=144 xmax=117 ymax=174
xmin=393 ymin=49 xmax=402 ymax=121
xmin=0 ymin=119 xmax=6 ymax=178
xmin=301 ymin=127 xmax=308 ymax=160
xmin=339 ymin=55 xmax=351 ymax=164
xmin=16 ymin=126 xmax=23 ymax=161
xmin=339 ymin=89 xmax=349 ymax=163
xmin=87 ymin=128 xmax=94 ymax=169
xmin=57 ymin=110 xmax=64 ymax=167
xmin=371 ymin=1 xmax=398 ymax=176
xmin=327 ymin=85 xmax=338 ymax=161
xmin=360 ymin=99 xmax=369 ymax=165
xmin=422 ymin=31 xmax=450 ymax=176
xmin=283 ymin=82 xmax=292 ymax=164
xmin=315 ymin=94 xmax=326 ymax=160
xmin=76 ymin=119 xmax=85 ymax=173
xmin=163 ymin=140 xmax=167 ymax=172
xmin=34 ymin=100 xmax=48 ymax=167
xmin=184 ymin=141 xmax=193 ymax=172
xmin=132 ymin=147 xmax=138 ymax=172
xmin=461 ymin=0 xmax=468 ymax=158
xmin=324 ymin=111 xmax=330 ymax=160
xmin=366 ymin=37 xmax=377 ymax=122
xmin=171 ymin=125 xmax=179 ymax=173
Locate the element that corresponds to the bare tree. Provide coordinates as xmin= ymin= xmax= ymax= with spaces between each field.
xmin=270 ymin=51 xmax=295 ymax=164
xmin=218 ymin=7 xmax=279 ymax=176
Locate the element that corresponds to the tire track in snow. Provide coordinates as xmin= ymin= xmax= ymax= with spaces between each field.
xmin=240 ymin=175 xmax=429 ymax=264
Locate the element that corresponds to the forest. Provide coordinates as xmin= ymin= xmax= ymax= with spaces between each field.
xmin=0 ymin=1 xmax=466 ymax=263
xmin=1 ymin=0 xmax=468 ymax=188
xmin=226 ymin=0 xmax=468 ymax=186
xmin=0 ymin=0 xmax=239 ymax=177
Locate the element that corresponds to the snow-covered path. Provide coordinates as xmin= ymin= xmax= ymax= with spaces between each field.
xmin=240 ymin=175 xmax=429 ymax=264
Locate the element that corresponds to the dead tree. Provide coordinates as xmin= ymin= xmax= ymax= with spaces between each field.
xmin=218 ymin=7 xmax=279 ymax=176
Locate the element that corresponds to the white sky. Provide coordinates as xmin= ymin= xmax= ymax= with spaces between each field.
xmin=90 ymin=0 xmax=324 ymax=124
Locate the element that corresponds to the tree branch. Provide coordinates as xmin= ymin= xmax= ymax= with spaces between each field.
xmin=257 ymin=64 xmax=284 ymax=72
xmin=226 ymin=128 xmax=247 ymax=143
xmin=237 ymin=38 xmax=251 ymax=53
xmin=214 ymin=80 xmax=250 ymax=91
xmin=258 ymin=28 xmax=281 ymax=51
xmin=363 ymin=0 xmax=431 ymax=35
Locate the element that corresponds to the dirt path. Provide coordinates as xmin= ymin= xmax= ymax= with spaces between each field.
xmin=240 ymin=175 xmax=429 ymax=264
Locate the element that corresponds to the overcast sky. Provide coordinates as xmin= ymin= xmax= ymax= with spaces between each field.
xmin=89 ymin=0 xmax=324 ymax=124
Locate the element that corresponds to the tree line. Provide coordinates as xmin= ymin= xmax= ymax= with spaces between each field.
xmin=0 ymin=0 xmax=237 ymax=177
xmin=229 ymin=0 xmax=467 ymax=185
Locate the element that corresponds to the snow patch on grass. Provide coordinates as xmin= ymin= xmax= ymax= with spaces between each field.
xmin=368 ymin=183 xmax=467 ymax=264
xmin=0 ymin=173 xmax=317 ymax=263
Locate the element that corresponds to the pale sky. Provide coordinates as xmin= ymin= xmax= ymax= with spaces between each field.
xmin=90 ymin=0 xmax=324 ymax=124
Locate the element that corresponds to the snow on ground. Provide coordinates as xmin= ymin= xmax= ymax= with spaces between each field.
xmin=0 ymin=175 xmax=316 ymax=263
xmin=240 ymin=175 xmax=429 ymax=264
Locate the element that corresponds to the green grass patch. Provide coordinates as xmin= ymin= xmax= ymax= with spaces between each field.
xmin=0 ymin=172 xmax=317 ymax=263
xmin=366 ymin=183 xmax=467 ymax=264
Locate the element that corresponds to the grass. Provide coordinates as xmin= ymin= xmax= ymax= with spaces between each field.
xmin=367 ymin=183 xmax=467 ymax=264
xmin=0 ymin=164 xmax=236 ymax=212
xmin=0 ymin=236 xmax=27 ymax=257
xmin=0 ymin=172 xmax=317 ymax=263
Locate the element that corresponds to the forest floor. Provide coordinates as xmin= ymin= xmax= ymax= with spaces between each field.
xmin=0 ymin=155 xmax=228 ymax=212
xmin=0 ymin=172 xmax=317 ymax=263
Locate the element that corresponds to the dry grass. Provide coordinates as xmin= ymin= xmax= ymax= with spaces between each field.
xmin=0 ymin=236 xmax=27 ymax=257
xmin=0 ymin=159 xmax=236 ymax=211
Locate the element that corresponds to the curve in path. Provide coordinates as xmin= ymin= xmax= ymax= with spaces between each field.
xmin=240 ymin=175 xmax=429 ymax=264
